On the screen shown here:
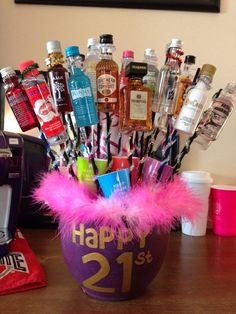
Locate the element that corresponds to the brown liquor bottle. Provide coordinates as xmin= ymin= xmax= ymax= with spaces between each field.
xmin=96 ymin=34 xmax=119 ymax=112
xmin=119 ymin=62 xmax=153 ymax=132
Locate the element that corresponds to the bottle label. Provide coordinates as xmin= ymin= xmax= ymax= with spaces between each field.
xmin=48 ymin=71 xmax=72 ymax=112
xmin=200 ymin=101 xmax=232 ymax=138
xmin=130 ymin=91 xmax=147 ymax=120
xmin=7 ymin=90 xmax=38 ymax=130
xmin=70 ymin=87 xmax=98 ymax=127
xmin=97 ymin=74 xmax=117 ymax=103
xmin=71 ymin=87 xmax=92 ymax=100
xmin=26 ymin=82 xmax=65 ymax=138
xmin=175 ymin=89 xmax=206 ymax=134
xmin=175 ymin=77 xmax=192 ymax=115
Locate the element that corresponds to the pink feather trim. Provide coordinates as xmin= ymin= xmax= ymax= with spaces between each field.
xmin=33 ymin=171 xmax=202 ymax=239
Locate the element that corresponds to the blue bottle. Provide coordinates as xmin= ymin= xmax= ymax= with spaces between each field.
xmin=65 ymin=46 xmax=98 ymax=127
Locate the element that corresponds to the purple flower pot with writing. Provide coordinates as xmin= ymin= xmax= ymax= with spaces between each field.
xmin=60 ymin=223 xmax=169 ymax=301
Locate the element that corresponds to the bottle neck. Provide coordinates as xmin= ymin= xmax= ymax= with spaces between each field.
xmin=129 ymin=77 xmax=143 ymax=86
xmin=166 ymin=47 xmax=183 ymax=67
xmin=3 ymin=74 xmax=19 ymax=89
xmin=196 ymin=75 xmax=213 ymax=90
xmin=66 ymin=55 xmax=83 ymax=73
xmin=219 ymin=90 xmax=236 ymax=104
xmin=87 ymin=45 xmax=100 ymax=56
xmin=121 ymin=57 xmax=134 ymax=72
xmin=22 ymin=68 xmax=39 ymax=79
xmin=49 ymin=52 xmax=64 ymax=67
xmin=144 ymin=56 xmax=157 ymax=67
xmin=100 ymin=44 xmax=115 ymax=59
xmin=183 ymin=63 xmax=194 ymax=73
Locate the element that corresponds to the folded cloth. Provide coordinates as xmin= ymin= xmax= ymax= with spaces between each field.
xmin=0 ymin=229 xmax=47 ymax=295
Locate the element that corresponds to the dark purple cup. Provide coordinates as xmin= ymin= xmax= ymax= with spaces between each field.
xmin=60 ymin=222 xmax=169 ymax=301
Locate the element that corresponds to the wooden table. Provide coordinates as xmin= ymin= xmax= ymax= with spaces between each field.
xmin=1 ymin=229 xmax=236 ymax=314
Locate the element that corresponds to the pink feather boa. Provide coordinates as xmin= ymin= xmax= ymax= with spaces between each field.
xmin=33 ymin=171 xmax=201 ymax=239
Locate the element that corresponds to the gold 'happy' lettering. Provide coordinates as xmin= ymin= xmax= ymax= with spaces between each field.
xmin=72 ymin=224 xmax=148 ymax=250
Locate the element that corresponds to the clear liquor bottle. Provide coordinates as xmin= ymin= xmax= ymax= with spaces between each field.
xmin=196 ymin=83 xmax=236 ymax=149
xmin=142 ymin=48 xmax=159 ymax=98
xmin=84 ymin=37 xmax=100 ymax=102
xmin=152 ymin=39 xmax=183 ymax=115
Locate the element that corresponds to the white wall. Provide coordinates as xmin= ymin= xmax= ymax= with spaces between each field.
xmin=0 ymin=0 xmax=235 ymax=184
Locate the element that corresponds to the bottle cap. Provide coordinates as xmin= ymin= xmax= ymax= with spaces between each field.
xmin=46 ymin=40 xmax=62 ymax=54
xmin=144 ymin=48 xmax=156 ymax=57
xmin=65 ymin=46 xmax=80 ymax=57
xmin=19 ymin=60 xmax=39 ymax=77
xmin=184 ymin=55 xmax=196 ymax=64
xmin=125 ymin=62 xmax=147 ymax=78
xmin=99 ymin=34 xmax=113 ymax=44
xmin=200 ymin=64 xmax=216 ymax=78
xmin=169 ymin=38 xmax=182 ymax=49
xmin=122 ymin=50 xmax=134 ymax=59
xmin=0 ymin=67 xmax=16 ymax=78
xmin=87 ymin=37 xmax=99 ymax=48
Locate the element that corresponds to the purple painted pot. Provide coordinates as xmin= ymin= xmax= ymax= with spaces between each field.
xmin=60 ymin=223 xmax=169 ymax=301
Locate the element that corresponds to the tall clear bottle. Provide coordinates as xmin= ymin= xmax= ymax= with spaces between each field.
xmin=96 ymin=34 xmax=119 ymax=112
xmin=174 ymin=55 xmax=196 ymax=116
xmin=142 ymin=48 xmax=159 ymax=98
xmin=19 ymin=60 xmax=68 ymax=145
xmin=174 ymin=64 xmax=216 ymax=135
xmin=65 ymin=46 xmax=98 ymax=128
xmin=152 ymin=39 xmax=183 ymax=115
xmin=0 ymin=67 xmax=39 ymax=132
xmin=46 ymin=40 xmax=73 ymax=113
xmin=196 ymin=83 xmax=236 ymax=149
xmin=84 ymin=38 xmax=100 ymax=102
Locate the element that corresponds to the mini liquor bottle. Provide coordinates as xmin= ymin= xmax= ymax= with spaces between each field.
xmin=65 ymin=45 xmax=99 ymax=128
xmin=142 ymin=48 xmax=159 ymax=98
xmin=19 ymin=60 xmax=68 ymax=146
xmin=196 ymin=83 xmax=235 ymax=149
xmin=175 ymin=64 xmax=216 ymax=135
xmin=0 ymin=67 xmax=39 ymax=132
xmin=46 ymin=40 xmax=73 ymax=113
xmin=152 ymin=39 xmax=183 ymax=115
xmin=119 ymin=50 xmax=134 ymax=91
xmin=96 ymin=34 xmax=119 ymax=112
xmin=119 ymin=62 xmax=153 ymax=132
xmin=84 ymin=37 xmax=100 ymax=101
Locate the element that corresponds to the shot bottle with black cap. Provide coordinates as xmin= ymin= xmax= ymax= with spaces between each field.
xmin=96 ymin=34 xmax=119 ymax=112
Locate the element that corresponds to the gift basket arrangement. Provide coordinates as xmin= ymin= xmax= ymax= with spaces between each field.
xmin=1 ymin=35 xmax=235 ymax=300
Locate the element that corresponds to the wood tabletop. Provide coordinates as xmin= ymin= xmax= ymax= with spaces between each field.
xmin=1 ymin=228 xmax=236 ymax=314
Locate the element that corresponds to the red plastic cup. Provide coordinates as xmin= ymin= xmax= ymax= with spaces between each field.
xmin=111 ymin=156 xmax=139 ymax=186
xmin=210 ymin=185 xmax=236 ymax=236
